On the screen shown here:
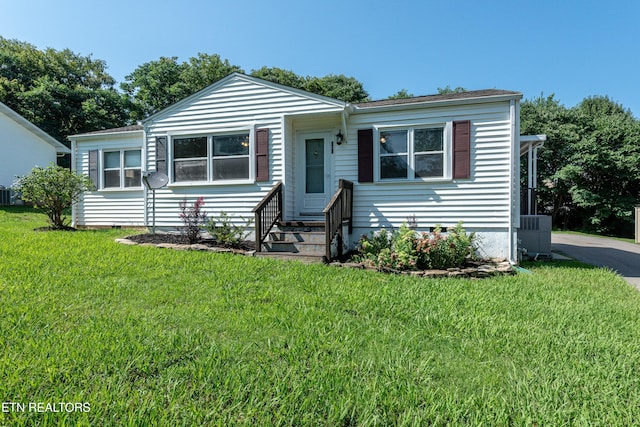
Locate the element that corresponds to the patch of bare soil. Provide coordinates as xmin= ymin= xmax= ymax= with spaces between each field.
xmin=125 ymin=233 xmax=255 ymax=251
xmin=34 ymin=226 xmax=77 ymax=232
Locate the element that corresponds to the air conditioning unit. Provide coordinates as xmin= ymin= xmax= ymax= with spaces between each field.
xmin=0 ymin=187 xmax=13 ymax=206
xmin=518 ymin=215 xmax=552 ymax=255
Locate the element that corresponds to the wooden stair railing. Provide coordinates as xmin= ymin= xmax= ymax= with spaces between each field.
xmin=252 ymin=182 xmax=283 ymax=252
xmin=323 ymin=179 xmax=353 ymax=262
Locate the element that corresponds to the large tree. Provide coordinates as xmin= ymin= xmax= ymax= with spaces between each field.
xmin=0 ymin=37 xmax=130 ymax=147
xmin=251 ymin=67 xmax=369 ymax=103
xmin=521 ymin=94 xmax=640 ymax=236
xmin=520 ymin=95 xmax=581 ymax=228
xmin=250 ymin=66 xmax=307 ymax=90
xmin=303 ymin=74 xmax=369 ymax=103
xmin=561 ymin=97 xmax=640 ymax=235
xmin=122 ymin=54 xmax=243 ymax=121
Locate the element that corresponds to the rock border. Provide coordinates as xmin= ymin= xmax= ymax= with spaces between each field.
xmin=328 ymin=260 xmax=515 ymax=278
xmin=115 ymin=237 xmax=514 ymax=278
xmin=114 ymin=237 xmax=256 ymax=257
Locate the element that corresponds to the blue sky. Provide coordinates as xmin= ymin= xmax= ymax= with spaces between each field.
xmin=1 ymin=0 xmax=638 ymax=115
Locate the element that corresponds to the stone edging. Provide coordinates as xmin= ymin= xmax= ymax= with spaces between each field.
xmin=115 ymin=237 xmax=514 ymax=278
xmin=114 ymin=238 xmax=256 ymax=256
xmin=328 ymin=261 xmax=515 ymax=278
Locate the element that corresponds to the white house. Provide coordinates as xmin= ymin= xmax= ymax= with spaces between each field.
xmin=0 ymin=101 xmax=70 ymax=191
xmin=70 ymin=73 xmax=527 ymax=262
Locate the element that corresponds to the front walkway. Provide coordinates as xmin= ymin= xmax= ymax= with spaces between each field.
xmin=552 ymin=233 xmax=640 ymax=290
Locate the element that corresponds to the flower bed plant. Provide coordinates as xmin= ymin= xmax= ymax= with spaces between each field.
xmin=354 ymin=221 xmax=477 ymax=270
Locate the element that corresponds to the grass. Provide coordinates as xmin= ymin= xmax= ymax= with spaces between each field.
xmin=554 ymin=229 xmax=638 ymax=244
xmin=1 ymin=206 xmax=640 ymax=426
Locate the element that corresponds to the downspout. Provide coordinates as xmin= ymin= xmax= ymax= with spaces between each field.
xmin=71 ymin=139 xmax=77 ymax=228
xmin=509 ymin=99 xmax=520 ymax=264
xmin=341 ymin=106 xmax=349 ymax=138
xmin=142 ymin=126 xmax=149 ymax=229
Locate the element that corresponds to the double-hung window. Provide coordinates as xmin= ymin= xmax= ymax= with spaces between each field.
xmin=212 ymin=134 xmax=250 ymax=180
xmin=103 ymin=149 xmax=142 ymax=189
xmin=174 ymin=137 xmax=208 ymax=182
xmin=379 ymin=126 xmax=445 ymax=180
xmin=172 ymin=132 xmax=250 ymax=183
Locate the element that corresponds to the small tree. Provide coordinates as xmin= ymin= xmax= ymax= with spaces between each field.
xmin=13 ymin=164 xmax=94 ymax=229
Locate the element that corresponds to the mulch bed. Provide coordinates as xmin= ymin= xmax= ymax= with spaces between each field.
xmin=125 ymin=233 xmax=255 ymax=251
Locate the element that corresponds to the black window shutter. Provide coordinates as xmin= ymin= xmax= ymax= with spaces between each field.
xmin=255 ymin=128 xmax=269 ymax=182
xmin=358 ymin=129 xmax=374 ymax=183
xmin=88 ymin=149 xmax=99 ymax=187
xmin=453 ymin=120 xmax=471 ymax=179
xmin=155 ymin=136 xmax=167 ymax=175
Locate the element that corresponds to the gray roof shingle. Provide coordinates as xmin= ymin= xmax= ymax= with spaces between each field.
xmin=355 ymin=89 xmax=522 ymax=109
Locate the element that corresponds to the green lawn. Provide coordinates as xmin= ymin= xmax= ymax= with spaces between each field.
xmin=554 ymin=229 xmax=638 ymax=245
xmin=2 ymin=207 xmax=640 ymax=426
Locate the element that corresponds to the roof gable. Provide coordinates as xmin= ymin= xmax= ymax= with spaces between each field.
xmin=0 ymin=101 xmax=70 ymax=153
xmin=144 ymin=73 xmax=347 ymax=125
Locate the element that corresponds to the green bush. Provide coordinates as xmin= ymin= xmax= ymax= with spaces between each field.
xmin=12 ymin=164 xmax=94 ymax=229
xmin=205 ymin=211 xmax=253 ymax=248
xmin=415 ymin=223 xmax=476 ymax=269
xmin=355 ymin=221 xmax=476 ymax=270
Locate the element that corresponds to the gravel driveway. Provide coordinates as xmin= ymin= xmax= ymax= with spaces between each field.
xmin=552 ymin=233 xmax=640 ymax=290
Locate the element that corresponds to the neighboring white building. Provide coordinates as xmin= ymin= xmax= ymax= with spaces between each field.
xmin=0 ymin=101 xmax=70 ymax=188
xmin=71 ymin=73 xmax=526 ymax=262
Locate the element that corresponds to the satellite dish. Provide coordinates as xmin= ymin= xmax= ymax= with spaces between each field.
xmin=143 ymin=172 xmax=169 ymax=234
xmin=143 ymin=171 xmax=169 ymax=189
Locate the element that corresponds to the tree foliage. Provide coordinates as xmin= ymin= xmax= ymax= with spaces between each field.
xmin=250 ymin=67 xmax=369 ymax=103
xmin=304 ymin=74 xmax=369 ymax=103
xmin=437 ymin=85 xmax=468 ymax=94
xmin=521 ymin=94 xmax=640 ymax=236
xmin=0 ymin=37 xmax=131 ymax=148
xmin=13 ymin=164 xmax=94 ymax=229
xmin=122 ymin=54 xmax=243 ymax=121
xmin=387 ymin=89 xmax=414 ymax=100
xmin=250 ymin=66 xmax=307 ymax=90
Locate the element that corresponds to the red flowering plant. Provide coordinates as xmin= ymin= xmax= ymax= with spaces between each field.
xmin=178 ymin=196 xmax=208 ymax=243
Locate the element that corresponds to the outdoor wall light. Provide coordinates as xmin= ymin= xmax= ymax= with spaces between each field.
xmin=335 ymin=130 xmax=344 ymax=145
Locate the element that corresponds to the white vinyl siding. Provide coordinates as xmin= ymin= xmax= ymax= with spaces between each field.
xmin=70 ymin=74 xmax=520 ymax=260
xmin=145 ymin=74 xmax=345 ymax=228
xmin=71 ymin=132 xmax=145 ymax=227
xmin=0 ymin=110 xmax=59 ymax=188
xmin=337 ymin=101 xmax=516 ymax=234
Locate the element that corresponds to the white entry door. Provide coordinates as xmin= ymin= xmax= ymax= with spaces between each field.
xmin=297 ymin=133 xmax=331 ymax=217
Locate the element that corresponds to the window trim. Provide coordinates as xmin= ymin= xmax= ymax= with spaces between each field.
xmin=168 ymin=128 xmax=255 ymax=186
xmin=374 ymin=122 xmax=451 ymax=182
xmin=100 ymin=148 xmax=143 ymax=190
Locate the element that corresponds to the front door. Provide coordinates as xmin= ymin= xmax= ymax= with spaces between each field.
xmin=297 ymin=133 xmax=330 ymax=217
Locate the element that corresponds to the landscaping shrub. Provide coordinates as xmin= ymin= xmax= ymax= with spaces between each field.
xmin=415 ymin=223 xmax=476 ymax=269
xmin=178 ymin=196 xmax=207 ymax=243
xmin=205 ymin=211 xmax=253 ymax=248
xmin=355 ymin=221 xmax=476 ymax=270
xmin=12 ymin=164 xmax=94 ymax=229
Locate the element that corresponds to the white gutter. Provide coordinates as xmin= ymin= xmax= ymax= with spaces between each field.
xmin=509 ymin=99 xmax=519 ymax=264
xmin=142 ymin=126 xmax=149 ymax=230
xmin=71 ymin=139 xmax=77 ymax=228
